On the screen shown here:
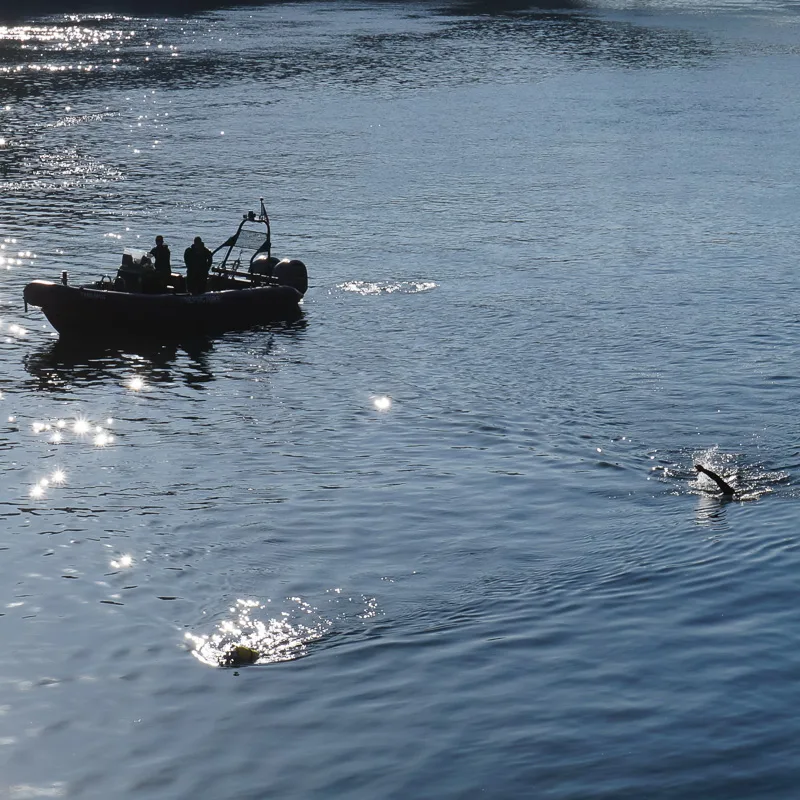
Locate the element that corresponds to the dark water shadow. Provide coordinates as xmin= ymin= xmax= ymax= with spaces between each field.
xmin=693 ymin=493 xmax=733 ymax=530
xmin=430 ymin=5 xmax=716 ymax=71
xmin=23 ymin=315 xmax=307 ymax=391
xmin=4 ymin=0 xmax=290 ymax=21
xmin=0 ymin=0 xmax=717 ymax=109
xmin=23 ymin=335 xmax=213 ymax=392
xmin=12 ymin=0 xmax=589 ymax=15
xmin=442 ymin=0 xmax=587 ymax=13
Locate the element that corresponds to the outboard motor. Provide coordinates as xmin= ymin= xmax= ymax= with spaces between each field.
xmin=273 ymin=258 xmax=308 ymax=296
xmin=249 ymin=252 xmax=280 ymax=277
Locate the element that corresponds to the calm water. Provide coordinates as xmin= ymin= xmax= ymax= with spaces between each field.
xmin=2 ymin=1 xmax=800 ymax=797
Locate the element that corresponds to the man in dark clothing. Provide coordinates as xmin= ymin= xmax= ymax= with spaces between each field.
xmin=148 ymin=235 xmax=171 ymax=291
xmin=149 ymin=235 xmax=171 ymax=278
xmin=184 ymin=236 xmax=213 ymax=294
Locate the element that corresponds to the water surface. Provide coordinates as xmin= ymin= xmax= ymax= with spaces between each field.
xmin=1 ymin=2 xmax=800 ymax=797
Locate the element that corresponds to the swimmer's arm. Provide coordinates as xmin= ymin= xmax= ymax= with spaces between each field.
xmin=695 ymin=464 xmax=735 ymax=496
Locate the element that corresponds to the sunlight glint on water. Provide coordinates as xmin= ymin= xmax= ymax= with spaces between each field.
xmin=1 ymin=2 xmax=800 ymax=798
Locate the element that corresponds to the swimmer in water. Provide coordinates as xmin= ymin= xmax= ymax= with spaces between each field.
xmin=695 ymin=463 xmax=736 ymax=497
xmin=221 ymin=644 xmax=260 ymax=667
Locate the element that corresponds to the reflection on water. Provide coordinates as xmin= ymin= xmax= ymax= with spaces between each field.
xmin=0 ymin=1 xmax=724 ymax=243
xmin=0 ymin=4 xmax=720 ymax=108
xmin=26 ymin=414 xmax=114 ymax=446
xmin=22 ymin=335 xmax=216 ymax=391
xmin=3 ymin=1 xmax=800 ymax=797
xmin=28 ymin=466 xmax=67 ymax=499
xmin=21 ymin=318 xmax=307 ymax=391
xmin=693 ymin=491 xmax=733 ymax=529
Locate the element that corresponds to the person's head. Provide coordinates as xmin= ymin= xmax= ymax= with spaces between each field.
xmin=193 ymin=236 xmax=203 ymax=247
xmin=155 ymin=235 xmax=164 ymax=245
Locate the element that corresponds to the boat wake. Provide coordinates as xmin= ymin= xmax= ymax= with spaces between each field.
xmin=338 ymin=280 xmax=437 ymax=295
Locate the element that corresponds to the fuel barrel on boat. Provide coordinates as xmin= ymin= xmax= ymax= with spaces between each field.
xmin=273 ymin=259 xmax=308 ymax=296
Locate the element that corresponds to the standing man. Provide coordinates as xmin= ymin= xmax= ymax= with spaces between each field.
xmin=184 ymin=236 xmax=213 ymax=294
xmin=149 ymin=235 xmax=171 ymax=289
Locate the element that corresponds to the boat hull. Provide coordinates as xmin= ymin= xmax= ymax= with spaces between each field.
xmin=24 ymin=281 xmax=303 ymax=339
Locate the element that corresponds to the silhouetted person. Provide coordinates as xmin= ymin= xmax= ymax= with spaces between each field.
xmin=695 ymin=464 xmax=735 ymax=497
xmin=184 ymin=236 xmax=213 ymax=294
xmin=149 ymin=235 xmax=171 ymax=277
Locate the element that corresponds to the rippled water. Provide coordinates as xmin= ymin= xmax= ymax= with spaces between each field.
xmin=2 ymin=1 xmax=800 ymax=797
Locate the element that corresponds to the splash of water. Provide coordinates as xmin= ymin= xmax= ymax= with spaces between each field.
xmin=651 ymin=445 xmax=790 ymax=501
xmin=338 ymin=280 xmax=437 ymax=295
xmin=186 ymin=597 xmax=333 ymax=668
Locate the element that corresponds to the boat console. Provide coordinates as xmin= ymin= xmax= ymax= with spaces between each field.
xmin=116 ymin=249 xmax=155 ymax=292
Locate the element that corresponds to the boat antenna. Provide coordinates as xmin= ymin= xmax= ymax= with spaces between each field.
xmin=260 ymin=197 xmax=271 ymax=260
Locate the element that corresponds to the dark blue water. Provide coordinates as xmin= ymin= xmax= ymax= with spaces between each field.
xmin=2 ymin=2 xmax=800 ymax=797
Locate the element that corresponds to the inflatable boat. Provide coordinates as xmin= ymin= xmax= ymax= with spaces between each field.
xmin=23 ymin=199 xmax=308 ymax=339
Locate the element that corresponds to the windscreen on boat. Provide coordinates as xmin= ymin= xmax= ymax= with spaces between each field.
xmin=229 ymin=227 xmax=268 ymax=252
